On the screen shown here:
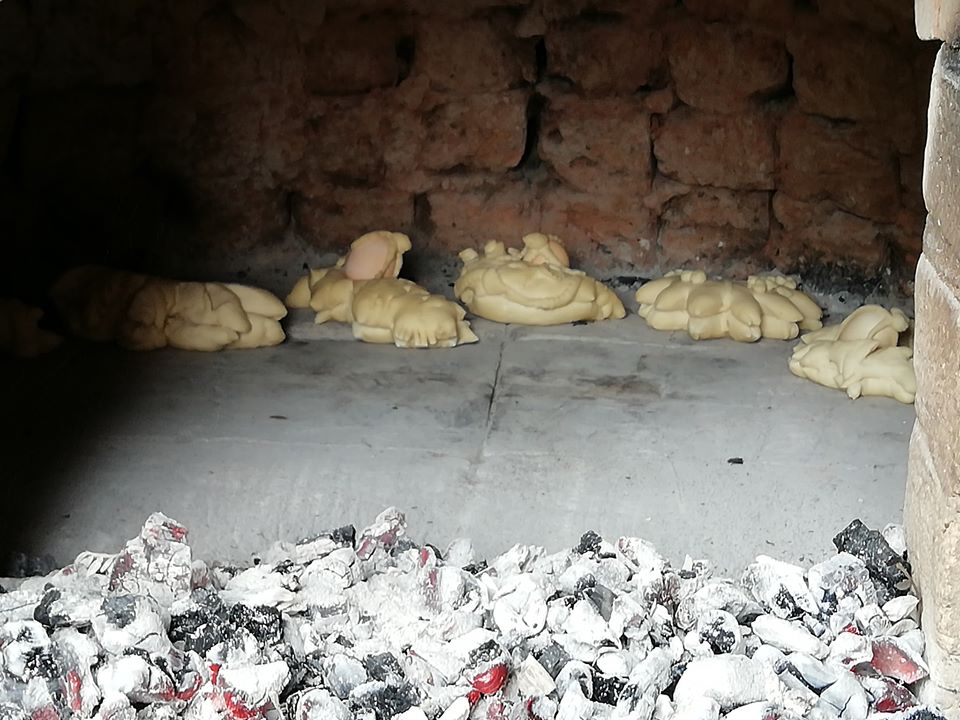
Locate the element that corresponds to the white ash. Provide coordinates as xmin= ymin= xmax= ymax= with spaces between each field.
xmin=0 ymin=510 xmax=946 ymax=720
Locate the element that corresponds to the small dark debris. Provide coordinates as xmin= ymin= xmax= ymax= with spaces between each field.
xmin=269 ymin=415 xmax=288 ymax=420
xmin=727 ymin=457 xmax=744 ymax=465
xmin=575 ymin=530 xmax=602 ymax=555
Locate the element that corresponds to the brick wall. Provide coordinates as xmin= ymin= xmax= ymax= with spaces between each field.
xmin=906 ymin=2 xmax=960 ymax=710
xmin=0 ymin=0 xmax=937 ymax=294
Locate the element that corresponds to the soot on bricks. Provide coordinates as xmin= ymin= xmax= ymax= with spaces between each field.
xmin=0 ymin=509 xmax=944 ymax=720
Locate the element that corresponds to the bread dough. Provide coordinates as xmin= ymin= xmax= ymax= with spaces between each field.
xmin=635 ymin=271 xmax=823 ymax=342
xmin=352 ymin=279 xmax=478 ymax=348
xmin=285 ymin=232 xmax=476 ymax=348
xmin=0 ymin=298 xmax=63 ymax=358
xmin=51 ymin=266 xmax=287 ymax=352
xmin=286 ymin=231 xmax=412 ymax=310
xmin=454 ymin=236 xmax=625 ymax=325
xmin=789 ymin=305 xmax=915 ymax=404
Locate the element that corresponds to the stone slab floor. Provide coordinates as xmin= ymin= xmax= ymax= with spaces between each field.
xmin=0 ymin=312 xmax=916 ymax=575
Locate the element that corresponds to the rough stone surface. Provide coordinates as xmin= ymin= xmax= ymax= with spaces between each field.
xmin=303 ymin=17 xmax=404 ymax=95
xmin=681 ymin=0 xmax=794 ymax=28
xmin=925 ymin=44 xmax=960 ymax=254
xmin=769 ymin=194 xmax=889 ymax=272
xmin=415 ymin=17 xmax=535 ymax=93
xmin=778 ymin=110 xmax=901 ymax=223
xmin=916 ymin=0 xmax=960 ymax=41
xmin=427 ymin=180 xmax=541 ymax=250
xmin=538 ymin=95 xmax=652 ymax=195
xmin=788 ymin=20 xmax=920 ymax=151
xmin=546 ymin=19 xmax=665 ymax=95
xmin=654 ymin=107 xmax=777 ymax=190
xmin=293 ymin=188 xmax=415 ymax=247
xmin=668 ymin=20 xmax=789 ymax=113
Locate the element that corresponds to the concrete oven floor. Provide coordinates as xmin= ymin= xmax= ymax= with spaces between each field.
xmin=2 ymin=311 xmax=915 ymax=575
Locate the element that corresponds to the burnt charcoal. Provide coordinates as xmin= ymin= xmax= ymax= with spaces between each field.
xmin=229 ymin=604 xmax=282 ymax=646
xmin=424 ymin=544 xmax=443 ymax=560
xmin=353 ymin=682 xmax=418 ymax=720
xmin=536 ymin=643 xmax=571 ymax=679
xmin=169 ymin=591 xmax=231 ymax=655
xmin=833 ymin=520 xmax=911 ymax=594
xmin=331 ymin=525 xmax=357 ymax=546
xmin=585 ymin=584 xmax=616 ymax=622
xmin=462 ymin=560 xmax=488 ymax=575
xmin=575 ymin=574 xmax=598 ymax=595
xmin=33 ymin=589 xmax=68 ymax=628
xmin=700 ymin=616 xmax=738 ymax=654
xmin=100 ymin=595 xmax=137 ymax=628
xmin=593 ymin=675 xmax=625 ymax=705
xmin=391 ymin=538 xmax=418 ymax=555
xmin=468 ymin=640 xmax=504 ymax=668
xmin=901 ymin=710 xmax=946 ymax=720
xmin=363 ymin=653 xmax=404 ymax=683
xmin=576 ymin=531 xmax=603 ymax=555
xmin=23 ymin=648 xmax=60 ymax=681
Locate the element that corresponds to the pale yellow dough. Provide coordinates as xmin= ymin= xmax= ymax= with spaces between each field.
xmin=0 ymin=298 xmax=63 ymax=358
xmin=51 ymin=266 xmax=287 ymax=352
xmin=635 ymin=270 xmax=823 ymax=342
xmin=454 ymin=235 xmax=625 ymax=325
xmin=789 ymin=305 xmax=916 ymax=403
xmin=286 ymin=231 xmax=477 ymax=349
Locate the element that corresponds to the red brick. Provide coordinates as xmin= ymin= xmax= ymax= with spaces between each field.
xmin=538 ymin=96 xmax=652 ymax=195
xmin=293 ymin=187 xmax=415 ymax=247
xmin=547 ymin=19 xmax=665 ymax=95
xmin=187 ymin=176 xmax=291 ymax=257
xmin=659 ymin=226 xmax=768 ymax=271
xmin=681 ymin=0 xmax=794 ymax=29
xmin=539 ymin=186 xmax=658 ymax=269
xmin=787 ymin=20 xmax=920 ymax=152
xmin=415 ymin=17 xmax=535 ymax=94
xmin=768 ymin=193 xmax=889 ymax=272
xmin=653 ymin=107 xmax=776 ymax=190
xmin=420 ymin=90 xmax=529 ymax=172
xmin=428 ymin=181 xmax=541 ymax=251
xmin=668 ymin=20 xmax=789 ymax=113
xmin=527 ymin=0 xmax=672 ymax=23
xmin=778 ymin=110 xmax=900 ymax=222
xmin=304 ymin=17 xmax=404 ymax=95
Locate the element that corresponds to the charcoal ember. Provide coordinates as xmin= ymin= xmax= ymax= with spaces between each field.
xmin=585 ymin=584 xmax=616 ymax=622
xmin=229 ymin=603 xmax=282 ymax=647
xmin=363 ymin=652 xmax=404 ymax=683
xmin=828 ymin=630 xmax=873 ymax=669
xmin=93 ymin=691 xmax=136 ymax=720
xmin=535 ymin=643 xmax=571 ymax=679
xmin=741 ymin=556 xmax=819 ymax=619
xmin=492 ymin=576 xmax=548 ymax=643
xmin=854 ymin=603 xmax=892 ymax=636
xmin=883 ymin=595 xmax=920 ymax=623
xmin=1 ymin=620 xmax=53 ymax=680
xmin=444 ymin=538 xmax=477 ymax=569
xmin=326 ymin=653 xmax=368 ymax=699
xmin=357 ymin=507 xmax=407 ymax=564
xmin=514 ymin=655 xmax=556 ymax=697
xmin=882 ymin=525 xmax=908 ymax=557
xmin=751 ymin=616 xmax=828 ymax=658
xmin=54 ymin=627 xmax=102 ymax=715
xmin=526 ymin=695 xmax=559 ymax=720
xmin=609 ymin=592 xmax=651 ymax=642
xmin=673 ymin=696 xmax=721 ymax=720
xmin=860 ymin=675 xmax=917 ymax=713
xmin=286 ymin=687 xmax=353 ymax=719
xmin=396 ymin=706 xmax=429 ymax=720
xmin=649 ymin=603 xmax=677 ymax=646
xmin=751 ymin=645 xmax=788 ymax=671
xmin=169 ymin=589 xmax=231 ymax=655
xmin=819 ymin=669 xmax=868 ymax=720
xmin=870 ymin=637 xmax=928 ymax=683
xmin=555 ymin=660 xmax=593 ymax=700
xmin=220 ymin=564 xmax=298 ymax=609
xmin=350 ymin=679 xmax=419 ymax=720
xmin=783 ymin=652 xmax=837 ymax=690
xmin=808 ymin=553 xmax=878 ymax=618
xmin=833 ymin=520 xmax=911 ymax=598
xmin=95 ymin=654 xmax=175 ymax=703
xmin=557 ymin=681 xmax=594 ymax=720
xmin=616 ymin=536 xmax=666 ymax=596
xmin=593 ymin=674 xmax=625 ymax=705
xmin=437 ymin=695 xmax=471 ymax=720
xmin=673 ymin=655 xmax=783 ymax=712
xmin=778 ymin=670 xmax=820 ymax=714
xmin=614 ymin=646 xmax=678 ymax=719
xmin=697 ymin=609 xmax=743 ymax=654
xmin=676 ymin=579 xmax=762 ymax=631
xmin=724 ymin=701 xmax=801 ymax=720
xmin=107 ymin=513 xmax=192 ymax=606
xmin=576 ymin=531 xmax=603 ymax=556
xmin=264 ymin=526 xmax=356 ymax=567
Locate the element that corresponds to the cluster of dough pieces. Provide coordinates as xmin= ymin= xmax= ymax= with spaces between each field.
xmin=0 ymin=229 xmax=915 ymax=403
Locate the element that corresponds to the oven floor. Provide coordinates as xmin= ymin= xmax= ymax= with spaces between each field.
xmin=2 ymin=312 xmax=915 ymax=574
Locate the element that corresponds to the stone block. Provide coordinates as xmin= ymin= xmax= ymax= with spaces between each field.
xmin=680 ymin=0 xmax=794 ymax=29
xmin=414 ymin=17 xmax=535 ymax=94
xmin=913 ymin=255 xmax=960 ymax=497
xmin=787 ymin=19 xmax=919 ymax=151
xmin=925 ymin=216 xmax=960 ymax=296
xmin=547 ymin=19 xmax=665 ymax=95
xmin=924 ymin=44 xmax=960 ymax=248
xmin=538 ymin=96 xmax=652 ymax=195
xmin=668 ymin=20 xmax=789 ymax=113
xmin=304 ymin=17 xmax=404 ymax=95
xmin=539 ymin=186 xmax=658 ymax=270
xmin=778 ymin=110 xmax=900 ymax=222
xmin=420 ymin=90 xmax=529 ymax=172
xmin=916 ymin=0 xmax=960 ymax=41
xmin=653 ymin=107 xmax=776 ymax=190
xmin=293 ymin=187 xmax=415 ymax=247
xmin=428 ymin=181 xmax=541 ymax=251
xmin=769 ymin=193 xmax=889 ymax=272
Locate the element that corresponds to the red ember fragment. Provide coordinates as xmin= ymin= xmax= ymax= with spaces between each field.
xmin=871 ymin=639 xmax=928 ymax=684
xmin=472 ymin=664 xmax=508 ymax=695
xmin=873 ymin=677 xmax=917 ymax=713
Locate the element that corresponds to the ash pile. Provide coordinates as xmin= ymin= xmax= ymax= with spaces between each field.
xmin=0 ymin=510 xmax=943 ymax=720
